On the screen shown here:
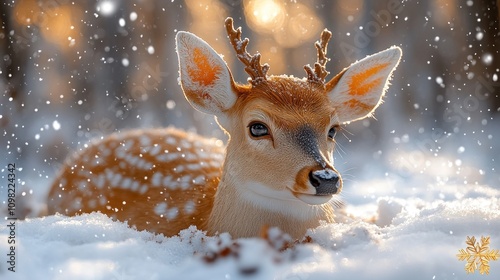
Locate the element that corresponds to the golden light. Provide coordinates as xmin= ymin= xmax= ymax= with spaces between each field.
xmin=274 ymin=3 xmax=322 ymax=48
xmin=254 ymin=40 xmax=286 ymax=75
xmin=244 ymin=1 xmax=322 ymax=49
xmin=39 ymin=6 xmax=78 ymax=49
xmin=337 ymin=0 xmax=364 ymax=14
xmin=13 ymin=0 xmax=80 ymax=50
xmin=251 ymin=0 xmax=281 ymax=24
xmin=244 ymin=0 xmax=285 ymax=33
xmin=184 ymin=0 xmax=232 ymax=75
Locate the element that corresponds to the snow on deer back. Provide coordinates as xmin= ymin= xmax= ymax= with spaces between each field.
xmin=47 ymin=18 xmax=401 ymax=238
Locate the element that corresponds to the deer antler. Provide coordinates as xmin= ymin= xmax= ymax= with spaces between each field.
xmin=304 ymin=29 xmax=332 ymax=85
xmin=225 ymin=17 xmax=269 ymax=86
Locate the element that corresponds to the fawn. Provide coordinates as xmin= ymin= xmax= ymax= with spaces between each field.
xmin=47 ymin=18 xmax=401 ymax=239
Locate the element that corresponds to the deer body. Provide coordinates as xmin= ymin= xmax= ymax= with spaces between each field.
xmin=47 ymin=18 xmax=402 ymax=238
xmin=47 ymin=128 xmax=224 ymax=236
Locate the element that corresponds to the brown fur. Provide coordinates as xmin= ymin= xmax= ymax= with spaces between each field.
xmin=47 ymin=128 xmax=223 ymax=236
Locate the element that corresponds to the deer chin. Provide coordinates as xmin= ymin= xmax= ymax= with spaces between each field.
xmin=292 ymin=192 xmax=333 ymax=205
xmin=238 ymin=182 xmax=325 ymax=221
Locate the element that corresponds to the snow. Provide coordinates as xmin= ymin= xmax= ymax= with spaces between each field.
xmin=52 ymin=120 xmax=61 ymax=131
xmin=97 ymin=1 xmax=117 ymax=16
xmin=129 ymin=12 xmax=138 ymax=22
xmin=312 ymin=169 xmax=338 ymax=180
xmin=2 ymin=179 xmax=499 ymax=279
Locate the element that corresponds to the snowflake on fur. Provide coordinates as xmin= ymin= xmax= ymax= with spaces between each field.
xmin=457 ymin=236 xmax=499 ymax=275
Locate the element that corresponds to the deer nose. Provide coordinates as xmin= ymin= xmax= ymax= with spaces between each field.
xmin=308 ymin=169 xmax=341 ymax=195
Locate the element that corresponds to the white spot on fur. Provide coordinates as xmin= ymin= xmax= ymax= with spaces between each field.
xmin=154 ymin=202 xmax=168 ymax=216
xmin=193 ymin=175 xmax=205 ymax=184
xmin=184 ymin=200 xmax=195 ymax=214
xmin=208 ymin=160 xmax=222 ymax=168
xmin=185 ymin=153 xmax=197 ymax=161
xmin=174 ymin=165 xmax=185 ymax=173
xmin=186 ymin=164 xmax=202 ymax=171
xmin=91 ymin=174 xmax=106 ymax=189
xmin=140 ymin=135 xmax=151 ymax=146
xmin=165 ymin=137 xmax=177 ymax=145
xmin=163 ymin=176 xmax=173 ymax=188
xmin=110 ymin=173 xmax=122 ymax=187
xmin=158 ymin=152 xmax=181 ymax=162
xmin=121 ymin=177 xmax=132 ymax=189
xmin=180 ymin=140 xmax=191 ymax=149
xmin=139 ymin=184 xmax=149 ymax=194
xmin=88 ymin=199 xmax=97 ymax=208
xmin=125 ymin=155 xmax=140 ymax=167
xmin=179 ymin=175 xmax=192 ymax=190
xmin=71 ymin=197 xmax=83 ymax=211
xmin=152 ymin=172 xmax=163 ymax=187
xmin=131 ymin=181 xmax=140 ymax=191
xmin=98 ymin=145 xmax=112 ymax=157
xmin=105 ymin=169 xmax=114 ymax=181
xmin=115 ymin=147 xmax=126 ymax=159
xmin=166 ymin=207 xmax=178 ymax=220
xmin=149 ymin=144 xmax=161 ymax=156
xmin=123 ymin=139 xmax=135 ymax=149
xmin=99 ymin=196 xmax=107 ymax=206
xmin=77 ymin=181 xmax=87 ymax=191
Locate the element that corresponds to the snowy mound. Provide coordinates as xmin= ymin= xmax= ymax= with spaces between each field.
xmin=2 ymin=181 xmax=499 ymax=280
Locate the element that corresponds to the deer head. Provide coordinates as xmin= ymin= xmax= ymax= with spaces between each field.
xmin=176 ymin=18 xmax=401 ymax=223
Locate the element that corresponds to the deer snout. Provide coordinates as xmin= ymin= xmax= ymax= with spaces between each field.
xmin=308 ymin=169 xmax=341 ymax=195
xmin=292 ymin=166 xmax=342 ymax=205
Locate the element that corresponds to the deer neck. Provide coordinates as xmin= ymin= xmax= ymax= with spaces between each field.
xmin=207 ymin=169 xmax=335 ymax=239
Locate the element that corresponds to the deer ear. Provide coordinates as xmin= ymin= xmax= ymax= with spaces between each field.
xmin=176 ymin=31 xmax=237 ymax=116
xmin=326 ymin=46 xmax=402 ymax=123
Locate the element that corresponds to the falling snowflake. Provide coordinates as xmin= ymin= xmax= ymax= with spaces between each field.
xmin=457 ymin=236 xmax=500 ymax=275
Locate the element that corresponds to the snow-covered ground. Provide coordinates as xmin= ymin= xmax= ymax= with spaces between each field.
xmin=2 ymin=176 xmax=499 ymax=280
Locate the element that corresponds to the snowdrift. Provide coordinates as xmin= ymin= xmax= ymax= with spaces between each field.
xmin=2 ymin=180 xmax=499 ymax=280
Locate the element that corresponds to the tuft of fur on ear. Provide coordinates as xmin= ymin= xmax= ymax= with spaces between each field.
xmin=176 ymin=31 xmax=237 ymax=116
xmin=326 ymin=46 xmax=402 ymax=123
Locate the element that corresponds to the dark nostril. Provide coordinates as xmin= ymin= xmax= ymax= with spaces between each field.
xmin=309 ymin=172 xmax=321 ymax=188
xmin=309 ymin=169 xmax=340 ymax=195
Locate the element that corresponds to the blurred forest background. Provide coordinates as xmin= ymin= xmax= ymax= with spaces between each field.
xmin=1 ymin=0 xmax=499 ymax=216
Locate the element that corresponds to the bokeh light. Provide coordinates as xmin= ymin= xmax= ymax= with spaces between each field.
xmin=97 ymin=0 xmax=117 ymax=16
xmin=244 ymin=0 xmax=322 ymax=48
xmin=244 ymin=0 xmax=285 ymax=34
xmin=13 ymin=0 xmax=80 ymax=50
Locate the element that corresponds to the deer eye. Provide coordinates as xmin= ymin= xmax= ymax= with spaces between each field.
xmin=328 ymin=126 xmax=339 ymax=139
xmin=249 ymin=122 xmax=269 ymax=138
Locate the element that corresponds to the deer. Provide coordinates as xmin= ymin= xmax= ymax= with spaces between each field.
xmin=47 ymin=17 xmax=402 ymax=239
